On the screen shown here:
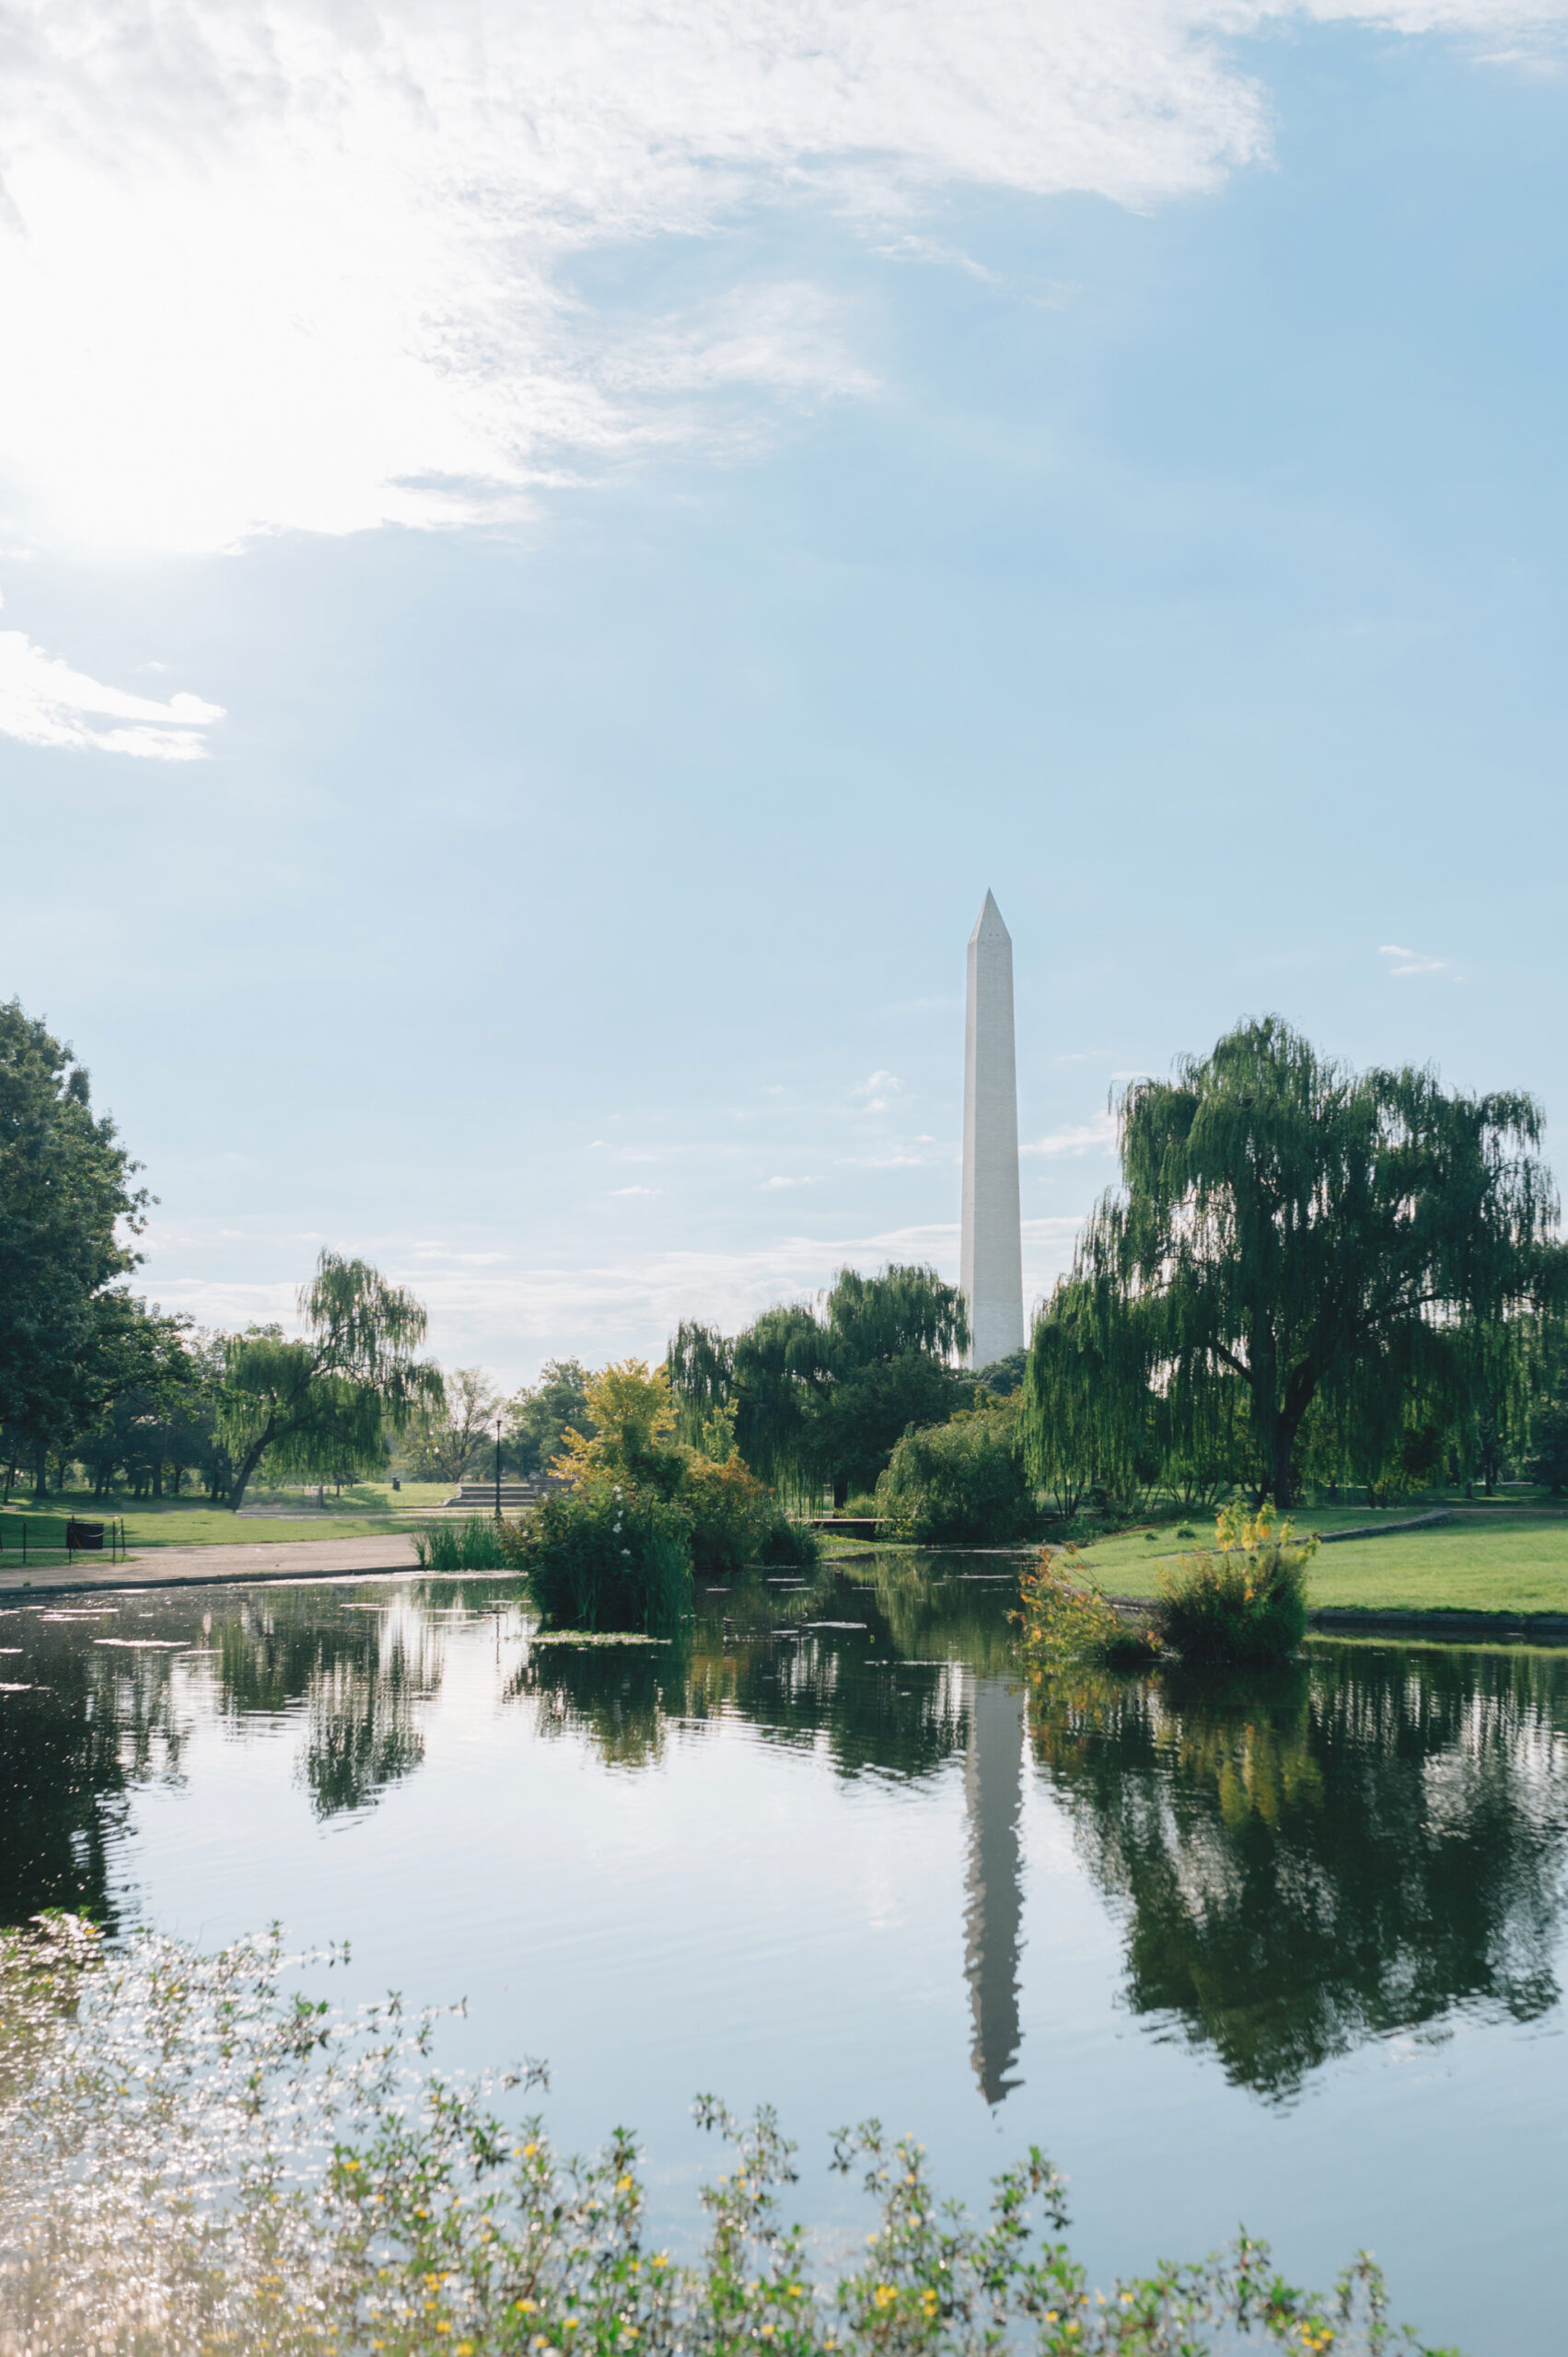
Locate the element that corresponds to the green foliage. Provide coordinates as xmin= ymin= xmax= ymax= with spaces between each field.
xmin=1154 ymin=1504 xmax=1316 ymax=1666
xmin=552 ymin=1359 xmax=685 ymax=1494
xmin=876 ymin=1398 xmax=1039 ymax=1544
xmin=1014 ymin=1545 xmax=1160 ymax=1669
xmin=217 ymin=1251 xmax=443 ymax=1511
xmin=0 ymin=1001 xmax=154 ymax=1492
xmin=413 ymin=1515 xmax=516 ymax=1572
xmin=669 ymin=1266 xmax=969 ymax=1506
xmin=540 ymin=1361 xmax=814 ymax=1596
xmin=398 ymin=1366 xmax=502 ymax=1486
xmin=505 ymin=1357 xmax=595 ymax=1478
xmin=0 ymin=1915 xmax=1455 ymax=2357
xmin=753 ymin=1515 xmax=821 ymax=1569
xmin=1025 ymin=1016 xmax=1562 ymax=1509
xmin=510 ymin=1485 xmax=693 ymax=1634
xmin=1529 ymin=1386 xmax=1568 ymax=1495
xmin=680 ymin=1450 xmax=784 ymax=1574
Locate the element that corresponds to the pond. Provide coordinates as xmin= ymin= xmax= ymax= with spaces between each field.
xmin=2 ymin=1556 xmax=1565 ymax=2355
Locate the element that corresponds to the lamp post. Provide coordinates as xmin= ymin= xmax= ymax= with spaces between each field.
xmin=494 ymin=1412 xmax=504 ymax=1522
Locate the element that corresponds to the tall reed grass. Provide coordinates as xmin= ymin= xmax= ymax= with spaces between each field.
xmin=412 ymin=1514 xmax=516 ymax=1572
xmin=515 ymin=1486 xmax=692 ymax=1634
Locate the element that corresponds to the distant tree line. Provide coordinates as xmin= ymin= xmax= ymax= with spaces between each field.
xmin=7 ymin=995 xmax=1567 ymax=1523
xmin=666 ymin=1262 xmax=976 ymax=1509
xmin=0 ymin=1001 xmax=442 ymax=1507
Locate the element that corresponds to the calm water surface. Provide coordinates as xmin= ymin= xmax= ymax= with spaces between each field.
xmin=3 ymin=1557 xmax=1566 ymax=2355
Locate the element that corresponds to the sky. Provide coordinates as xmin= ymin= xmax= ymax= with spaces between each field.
xmin=4 ymin=0 xmax=1567 ymax=1391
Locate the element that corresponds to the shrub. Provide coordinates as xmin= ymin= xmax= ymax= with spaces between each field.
xmin=877 ymin=1410 xmax=1039 ymax=1545
xmin=1155 ymin=1504 xmax=1316 ymax=1666
xmin=1013 ymin=1544 xmax=1159 ymax=1670
xmin=753 ymin=1515 xmax=820 ymax=1569
xmin=0 ymin=1916 xmax=1453 ymax=2357
xmin=509 ymin=1485 xmax=692 ymax=1634
xmin=412 ymin=1514 xmax=515 ymax=1572
xmin=680 ymin=1451 xmax=779 ymax=1573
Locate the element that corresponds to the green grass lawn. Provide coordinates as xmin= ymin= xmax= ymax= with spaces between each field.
xmin=0 ymin=1480 xmax=453 ymax=1568
xmin=1074 ymin=1505 xmax=1568 ymax=1618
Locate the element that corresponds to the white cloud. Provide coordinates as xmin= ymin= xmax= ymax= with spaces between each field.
xmin=0 ymin=0 xmax=1551 ymax=555
xmin=145 ymin=1213 xmax=1089 ymax=1382
xmin=762 ymin=1174 xmax=817 ymax=1188
xmin=854 ymin=1069 xmax=903 ymax=1111
xmin=0 ymin=614 xmax=222 ymax=757
xmin=1378 ymin=942 xmax=1461 ymax=979
xmin=606 ymin=1184 xmax=659 ymax=1197
xmin=1020 ymin=1111 xmax=1118 ymax=1155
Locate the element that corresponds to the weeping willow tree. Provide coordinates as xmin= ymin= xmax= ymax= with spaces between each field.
xmin=217 ymin=1250 xmax=443 ymax=1510
xmin=668 ymin=1265 xmax=969 ymax=1506
xmin=1023 ymin=1018 xmax=1562 ymax=1509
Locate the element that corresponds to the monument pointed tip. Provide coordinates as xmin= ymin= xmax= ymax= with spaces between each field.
xmin=970 ymin=890 xmax=1010 ymax=947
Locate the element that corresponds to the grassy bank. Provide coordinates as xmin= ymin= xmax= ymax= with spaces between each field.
xmin=0 ymin=1480 xmax=452 ymax=1568
xmin=1078 ymin=1504 xmax=1568 ymax=1619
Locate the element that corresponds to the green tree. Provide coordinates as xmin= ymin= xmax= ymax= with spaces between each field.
xmin=505 ymin=1357 xmax=594 ymax=1477
xmin=400 ymin=1365 xmax=501 ymax=1486
xmin=669 ymin=1265 xmax=969 ymax=1506
xmin=216 ymin=1251 xmax=442 ymax=1511
xmin=876 ymin=1393 xmax=1038 ymax=1544
xmin=75 ymin=1306 xmax=204 ymax=1499
xmin=1025 ymin=1018 xmax=1560 ymax=1508
xmin=0 ymin=1001 xmax=150 ymax=1495
xmin=1528 ymin=1331 xmax=1568 ymax=1494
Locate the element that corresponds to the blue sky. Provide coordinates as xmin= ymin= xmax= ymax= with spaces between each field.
xmin=3 ymin=2 xmax=1566 ymax=1387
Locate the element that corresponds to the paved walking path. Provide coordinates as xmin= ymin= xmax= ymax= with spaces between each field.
xmin=0 ymin=1530 xmax=423 ymax=1597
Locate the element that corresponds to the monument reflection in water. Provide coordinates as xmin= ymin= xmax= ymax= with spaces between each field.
xmin=962 ymin=1672 xmax=1026 ymax=2105
xmin=2 ymin=1564 xmax=1566 ymax=2118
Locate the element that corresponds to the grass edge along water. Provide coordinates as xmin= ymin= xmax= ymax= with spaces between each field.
xmin=0 ymin=1915 xmax=1458 ymax=2357
xmin=1016 ymin=1506 xmax=1315 ymax=1670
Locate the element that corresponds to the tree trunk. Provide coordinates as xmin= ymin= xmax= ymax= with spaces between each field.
xmin=32 ymin=1446 xmax=48 ymax=1502
xmin=227 ymin=1432 xmax=274 ymax=1513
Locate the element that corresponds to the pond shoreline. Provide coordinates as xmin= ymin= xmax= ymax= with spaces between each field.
xmin=5 ymin=1549 xmax=1567 ymax=1643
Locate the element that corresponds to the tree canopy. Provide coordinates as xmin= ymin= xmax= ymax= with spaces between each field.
xmin=400 ymin=1366 xmax=502 ymax=1486
xmin=506 ymin=1358 xmax=594 ymax=1477
xmin=0 ymin=1000 xmax=154 ymax=1492
xmin=668 ymin=1263 xmax=970 ymax=1504
xmin=217 ymin=1251 xmax=442 ymax=1510
xmin=1024 ymin=1017 xmax=1562 ymax=1507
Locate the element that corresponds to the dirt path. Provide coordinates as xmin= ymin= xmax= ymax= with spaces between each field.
xmin=0 ymin=1530 xmax=423 ymax=1596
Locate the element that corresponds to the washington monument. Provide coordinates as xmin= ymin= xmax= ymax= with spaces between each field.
xmin=960 ymin=891 xmax=1024 ymax=1370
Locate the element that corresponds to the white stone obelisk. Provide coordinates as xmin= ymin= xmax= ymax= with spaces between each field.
xmin=960 ymin=892 xmax=1024 ymax=1371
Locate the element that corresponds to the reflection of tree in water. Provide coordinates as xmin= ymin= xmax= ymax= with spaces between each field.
xmin=1030 ymin=1643 xmax=1568 ymax=2099
xmin=0 ymin=1611 xmax=189 ymax=1928
xmin=506 ymin=1559 xmax=1024 ymax=1782
xmin=511 ymin=1644 xmax=679 ymax=1770
xmin=216 ymin=1594 xmax=445 ymax=1818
